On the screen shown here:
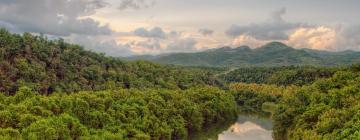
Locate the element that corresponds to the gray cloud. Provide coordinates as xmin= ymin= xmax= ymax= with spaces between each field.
xmin=133 ymin=27 xmax=174 ymax=39
xmin=225 ymin=8 xmax=307 ymax=40
xmin=134 ymin=39 xmax=162 ymax=50
xmin=0 ymin=0 xmax=112 ymax=36
xmin=118 ymin=0 xmax=156 ymax=10
xmin=166 ymin=38 xmax=197 ymax=52
xmin=66 ymin=34 xmax=134 ymax=57
xmin=199 ymin=28 xmax=214 ymax=36
xmin=338 ymin=25 xmax=360 ymax=51
xmin=0 ymin=21 xmax=20 ymax=33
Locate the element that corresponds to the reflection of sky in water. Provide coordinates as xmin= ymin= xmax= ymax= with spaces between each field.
xmin=218 ymin=115 xmax=273 ymax=140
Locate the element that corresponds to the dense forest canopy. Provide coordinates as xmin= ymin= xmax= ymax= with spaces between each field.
xmin=0 ymin=29 xmax=360 ymax=140
xmin=273 ymin=68 xmax=360 ymax=139
xmin=228 ymin=66 xmax=360 ymax=139
xmin=0 ymin=87 xmax=237 ymax=139
xmin=220 ymin=66 xmax=339 ymax=86
xmin=0 ymin=29 xmax=219 ymax=95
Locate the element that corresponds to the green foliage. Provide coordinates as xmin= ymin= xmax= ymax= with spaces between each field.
xmin=2 ymin=28 xmax=360 ymax=140
xmin=229 ymin=83 xmax=298 ymax=114
xmin=0 ymin=128 xmax=21 ymax=140
xmin=0 ymin=87 xmax=237 ymax=140
xmin=0 ymin=29 xmax=219 ymax=95
xmin=272 ymin=70 xmax=360 ymax=140
xmin=221 ymin=66 xmax=337 ymax=86
xmin=131 ymin=42 xmax=360 ymax=67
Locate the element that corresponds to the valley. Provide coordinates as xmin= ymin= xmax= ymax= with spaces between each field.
xmin=0 ymin=29 xmax=359 ymax=140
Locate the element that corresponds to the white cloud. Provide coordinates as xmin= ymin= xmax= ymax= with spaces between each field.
xmin=287 ymin=26 xmax=338 ymax=50
xmin=231 ymin=35 xmax=267 ymax=48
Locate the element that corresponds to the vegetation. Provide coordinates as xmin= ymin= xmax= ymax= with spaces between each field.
xmin=229 ymin=83 xmax=298 ymax=114
xmin=129 ymin=42 xmax=360 ymax=67
xmin=1 ymin=29 xmax=360 ymax=140
xmin=227 ymin=66 xmax=360 ymax=139
xmin=221 ymin=66 xmax=338 ymax=86
xmin=273 ymin=68 xmax=360 ymax=139
xmin=0 ymin=29 xmax=219 ymax=95
xmin=0 ymin=87 xmax=237 ymax=139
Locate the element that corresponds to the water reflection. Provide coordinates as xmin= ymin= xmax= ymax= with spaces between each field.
xmin=190 ymin=114 xmax=273 ymax=140
xmin=218 ymin=115 xmax=273 ymax=140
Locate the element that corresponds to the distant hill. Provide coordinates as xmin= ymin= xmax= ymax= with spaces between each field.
xmin=127 ymin=42 xmax=360 ymax=67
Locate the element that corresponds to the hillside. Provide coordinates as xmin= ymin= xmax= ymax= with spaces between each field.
xmin=0 ymin=29 xmax=219 ymax=95
xmin=129 ymin=42 xmax=360 ymax=67
xmin=1 ymin=29 xmax=359 ymax=139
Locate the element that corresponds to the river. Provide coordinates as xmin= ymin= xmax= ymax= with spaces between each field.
xmin=191 ymin=114 xmax=273 ymax=140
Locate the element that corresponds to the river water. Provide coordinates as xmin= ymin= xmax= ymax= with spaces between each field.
xmin=191 ymin=114 xmax=273 ymax=140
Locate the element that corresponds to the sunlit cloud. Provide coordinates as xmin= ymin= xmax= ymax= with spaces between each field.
xmin=1 ymin=0 xmax=360 ymax=56
xmin=231 ymin=35 xmax=267 ymax=48
xmin=287 ymin=26 xmax=338 ymax=50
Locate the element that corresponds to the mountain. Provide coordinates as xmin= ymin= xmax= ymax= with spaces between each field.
xmin=128 ymin=42 xmax=360 ymax=67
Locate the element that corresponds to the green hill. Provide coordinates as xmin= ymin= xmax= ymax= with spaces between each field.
xmin=129 ymin=42 xmax=360 ymax=67
xmin=0 ymin=29 xmax=219 ymax=95
xmin=1 ymin=29 xmax=359 ymax=140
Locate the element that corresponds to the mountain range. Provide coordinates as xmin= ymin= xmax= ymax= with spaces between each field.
xmin=126 ymin=42 xmax=360 ymax=67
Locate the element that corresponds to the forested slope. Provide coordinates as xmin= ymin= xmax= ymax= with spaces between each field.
xmin=220 ymin=66 xmax=339 ymax=86
xmin=0 ymin=29 xmax=219 ymax=95
xmin=129 ymin=42 xmax=360 ymax=67
xmin=273 ymin=67 xmax=360 ymax=139
xmin=227 ymin=65 xmax=360 ymax=139
xmin=1 ymin=28 xmax=360 ymax=140
xmin=0 ymin=29 xmax=237 ymax=139
xmin=0 ymin=87 xmax=237 ymax=139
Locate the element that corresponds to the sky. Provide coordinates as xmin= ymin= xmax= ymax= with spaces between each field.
xmin=0 ymin=0 xmax=360 ymax=56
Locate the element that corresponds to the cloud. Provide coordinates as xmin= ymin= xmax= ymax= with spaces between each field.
xmin=230 ymin=25 xmax=360 ymax=52
xmin=225 ymin=8 xmax=360 ymax=52
xmin=338 ymin=25 xmax=360 ymax=51
xmin=166 ymin=38 xmax=198 ymax=52
xmin=225 ymin=8 xmax=307 ymax=40
xmin=231 ymin=35 xmax=267 ymax=48
xmin=287 ymin=26 xmax=338 ymax=50
xmin=135 ymin=39 xmax=161 ymax=50
xmin=132 ymin=26 xmax=181 ymax=39
xmin=118 ymin=0 xmax=156 ymax=10
xmin=0 ymin=0 xmax=113 ymax=36
xmin=0 ymin=21 xmax=20 ymax=33
xmin=285 ymin=25 xmax=360 ymax=51
xmin=66 ymin=34 xmax=134 ymax=57
xmin=133 ymin=27 xmax=166 ymax=39
xmin=129 ymin=39 xmax=164 ymax=54
xmin=199 ymin=28 xmax=214 ymax=36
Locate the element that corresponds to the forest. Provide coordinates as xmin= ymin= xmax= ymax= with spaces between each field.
xmin=0 ymin=29 xmax=219 ymax=95
xmin=0 ymin=29 xmax=359 ymax=139
xmin=133 ymin=42 xmax=360 ymax=67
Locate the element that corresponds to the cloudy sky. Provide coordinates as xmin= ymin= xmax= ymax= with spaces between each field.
xmin=1 ymin=0 xmax=360 ymax=56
